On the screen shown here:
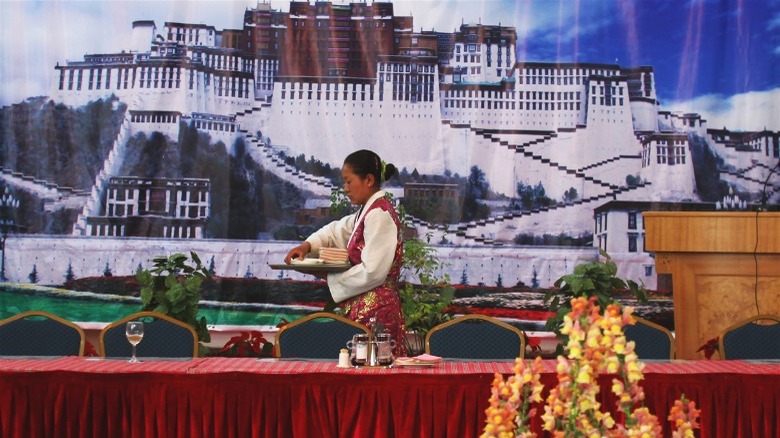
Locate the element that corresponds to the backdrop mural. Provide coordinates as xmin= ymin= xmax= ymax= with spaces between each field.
xmin=0 ymin=0 xmax=778 ymax=333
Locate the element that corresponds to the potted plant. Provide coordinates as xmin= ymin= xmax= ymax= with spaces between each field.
xmin=544 ymin=249 xmax=647 ymax=354
xmin=136 ymin=252 xmax=211 ymax=353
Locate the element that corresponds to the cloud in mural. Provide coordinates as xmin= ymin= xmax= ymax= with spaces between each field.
xmin=668 ymin=88 xmax=780 ymax=131
xmin=2 ymin=0 xmax=779 ymax=116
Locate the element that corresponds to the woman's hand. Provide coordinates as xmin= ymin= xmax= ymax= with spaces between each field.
xmin=284 ymin=241 xmax=312 ymax=264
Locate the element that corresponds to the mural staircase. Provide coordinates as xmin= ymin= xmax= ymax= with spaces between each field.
xmin=423 ymin=122 xmax=652 ymax=246
xmin=576 ymin=155 xmax=643 ymax=172
xmin=0 ymin=166 xmax=90 ymax=212
xmin=72 ymin=97 xmax=137 ymax=235
xmin=472 ymin=128 xmax=623 ymax=192
xmin=407 ymin=179 xmax=652 ymax=246
xmin=720 ymin=162 xmax=780 ymax=198
xmin=65 ymin=94 xmax=334 ymax=236
xmin=235 ymin=127 xmax=336 ymax=198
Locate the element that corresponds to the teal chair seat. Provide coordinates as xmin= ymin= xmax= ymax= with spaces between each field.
xmin=425 ymin=314 xmax=526 ymax=360
xmin=100 ymin=311 xmax=198 ymax=359
xmin=0 ymin=311 xmax=85 ymax=357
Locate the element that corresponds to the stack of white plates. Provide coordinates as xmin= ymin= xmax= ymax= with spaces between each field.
xmin=320 ymin=247 xmax=349 ymax=263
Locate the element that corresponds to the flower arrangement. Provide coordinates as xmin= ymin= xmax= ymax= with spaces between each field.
xmin=218 ymin=331 xmax=274 ymax=358
xmin=482 ymin=296 xmax=700 ymax=437
xmin=696 ymin=337 xmax=719 ymax=359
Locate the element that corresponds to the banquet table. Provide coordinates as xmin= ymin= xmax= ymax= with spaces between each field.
xmin=0 ymin=356 xmax=778 ymax=438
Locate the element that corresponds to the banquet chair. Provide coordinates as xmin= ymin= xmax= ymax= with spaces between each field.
xmin=425 ymin=314 xmax=525 ymax=360
xmin=100 ymin=311 xmax=198 ymax=359
xmin=623 ymin=316 xmax=675 ymax=360
xmin=718 ymin=314 xmax=780 ymax=360
xmin=0 ymin=310 xmax=85 ymax=356
xmin=276 ymin=312 xmax=370 ymax=359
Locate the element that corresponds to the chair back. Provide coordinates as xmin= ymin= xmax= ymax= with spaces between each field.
xmin=425 ymin=314 xmax=525 ymax=360
xmin=0 ymin=311 xmax=85 ymax=357
xmin=276 ymin=312 xmax=370 ymax=359
xmin=100 ymin=311 xmax=198 ymax=358
xmin=624 ymin=316 xmax=675 ymax=360
xmin=718 ymin=314 xmax=780 ymax=360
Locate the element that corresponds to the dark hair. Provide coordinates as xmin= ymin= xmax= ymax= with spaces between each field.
xmin=343 ymin=149 xmax=398 ymax=186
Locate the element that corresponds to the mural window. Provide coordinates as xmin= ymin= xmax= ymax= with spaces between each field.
xmin=628 ymin=233 xmax=638 ymax=253
xmin=148 ymin=190 xmax=167 ymax=213
xmin=628 ymin=212 xmax=637 ymax=229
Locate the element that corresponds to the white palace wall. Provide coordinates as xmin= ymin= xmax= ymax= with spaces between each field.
xmin=6 ymin=235 xmax=613 ymax=290
xmin=267 ymin=81 xmax=445 ymax=173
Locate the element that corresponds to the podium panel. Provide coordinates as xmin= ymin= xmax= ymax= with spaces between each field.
xmin=644 ymin=212 xmax=780 ymax=359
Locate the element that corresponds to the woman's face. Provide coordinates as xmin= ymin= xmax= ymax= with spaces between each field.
xmin=342 ymin=164 xmax=376 ymax=205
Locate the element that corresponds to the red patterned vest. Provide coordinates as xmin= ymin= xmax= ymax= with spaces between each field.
xmin=342 ymin=195 xmax=408 ymax=357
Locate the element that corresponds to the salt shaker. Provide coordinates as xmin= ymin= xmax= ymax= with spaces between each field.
xmin=338 ymin=348 xmax=350 ymax=368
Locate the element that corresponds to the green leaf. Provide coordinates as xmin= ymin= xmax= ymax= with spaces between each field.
xmin=140 ymin=287 xmax=153 ymax=305
xmin=136 ymin=269 xmax=152 ymax=286
xmin=184 ymin=276 xmax=203 ymax=292
xmin=166 ymin=283 xmax=185 ymax=304
xmin=164 ymin=274 xmax=178 ymax=289
xmin=171 ymin=303 xmax=186 ymax=314
xmin=440 ymin=285 xmax=455 ymax=303
xmin=323 ymin=297 xmax=337 ymax=313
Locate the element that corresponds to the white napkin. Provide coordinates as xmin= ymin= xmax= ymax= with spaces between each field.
xmin=290 ymin=258 xmax=325 ymax=265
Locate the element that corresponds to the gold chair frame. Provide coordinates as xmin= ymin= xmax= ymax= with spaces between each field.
xmin=275 ymin=311 xmax=370 ymax=358
xmin=425 ymin=314 xmax=526 ymax=359
xmin=718 ymin=314 xmax=780 ymax=360
xmin=629 ymin=316 xmax=676 ymax=360
xmin=98 ymin=311 xmax=199 ymax=358
xmin=0 ymin=310 xmax=86 ymax=356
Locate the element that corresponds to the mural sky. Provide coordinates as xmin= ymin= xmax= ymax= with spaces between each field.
xmin=1 ymin=0 xmax=779 ymax=131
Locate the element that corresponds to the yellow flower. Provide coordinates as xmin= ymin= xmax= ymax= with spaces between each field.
xmin=611 ymin=379 xmax=625 ymax=395
xmin=576 ymin=368 xmax=593 ymax=385
xmin=487 ymin=296 xmax=699 ymax=438
xmin=579 ymin=397 xmax=594 ymax=411
xmin=612 ymin=337 xmax=626 ymax=355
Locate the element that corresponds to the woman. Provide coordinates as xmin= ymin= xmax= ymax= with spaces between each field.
xmin=284 ymin=149 xmax=407 ymax=357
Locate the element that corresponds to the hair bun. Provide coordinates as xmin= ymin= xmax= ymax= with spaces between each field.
xmin=383 ymin=163 xmax=398 ymax=180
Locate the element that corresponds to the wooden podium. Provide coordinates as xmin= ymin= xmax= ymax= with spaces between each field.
xmin=643 ymin=212 xmax=780 ymax=359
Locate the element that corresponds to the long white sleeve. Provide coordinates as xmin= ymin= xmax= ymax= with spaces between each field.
xmin=327 ymin=207 xmax=398 ymax=303
xmin=305 ymin=213 xmax=355 ymax=254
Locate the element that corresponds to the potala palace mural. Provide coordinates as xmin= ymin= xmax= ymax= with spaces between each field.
xmin=1 ymin=0 xmax=778 ymax=292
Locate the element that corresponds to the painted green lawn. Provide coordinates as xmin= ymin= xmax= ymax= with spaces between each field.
xmin=0 ymin=284 xmax=304 ymax=326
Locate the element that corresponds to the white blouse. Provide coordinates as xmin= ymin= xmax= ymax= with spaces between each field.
xmin=305 ymin=190 xmax=399 ymax=303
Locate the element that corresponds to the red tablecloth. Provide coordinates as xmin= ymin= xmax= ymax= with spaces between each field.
xmin=1 ymin=357 xmax=778 ymax=437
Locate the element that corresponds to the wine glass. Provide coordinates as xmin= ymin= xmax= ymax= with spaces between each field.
xmin=125 ymin=321 xmax=144 ymax=363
